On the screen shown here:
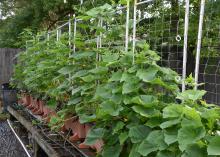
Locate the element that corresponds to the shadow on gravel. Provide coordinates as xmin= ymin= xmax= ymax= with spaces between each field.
xmin=0 ymin=121 xmax=27 ymax=157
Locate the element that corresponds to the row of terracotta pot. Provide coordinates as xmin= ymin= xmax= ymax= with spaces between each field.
xmin=18 ymin=93 xmax=104 ymax=153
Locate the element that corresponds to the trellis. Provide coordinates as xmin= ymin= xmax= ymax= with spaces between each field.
xmin=34 ymin=0 xmax=219 ymax=105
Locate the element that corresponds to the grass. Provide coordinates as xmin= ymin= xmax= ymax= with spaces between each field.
xmin=0 ymin=113 xmax=10 ymax=121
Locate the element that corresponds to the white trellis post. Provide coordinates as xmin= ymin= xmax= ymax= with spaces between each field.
xmin=47 ymin=32 xmax=50 ymax=41
xmin=73 ymin=15 xmax=77 ymax=53
xmin=132 ymin=0 xmax=137 ymax=65
xmin=194 ymin=0 xmax=205 ymax=90
xmin=56 ymin=29 xmax=60 ymax=41
xmin=182 ymin=0 xmax=190 ymax=91
xmin=68 ymin=16 xmax=72 ymax=47
xmin=125 ymin=0 xmax=130 ymax=52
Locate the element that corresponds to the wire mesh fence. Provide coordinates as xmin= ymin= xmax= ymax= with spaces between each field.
xmin=198 ymin=0 xmax=220 ymax=105
xmin=30 ymin=0 xmax=220 ymax=106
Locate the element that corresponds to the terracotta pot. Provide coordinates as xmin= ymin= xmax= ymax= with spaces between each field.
xmin=26 ymin=96 xmax=35 ymax=109
xmin=42 ymin=105 xmax=56 ymax=123
xmin=78 ymin=124 xmax=104 ymax=152
xmin=63 ymin=117 xmax=86 ymax=142
xmin=21 ymin=94 xmax=31 ymax=106
xmin=31 ymin=99 xmax=39 ymax=113
xmin=33 ymin=100 xmax=44 ymax=115
xmin=42 ymin=106 xmax=51 ymax=118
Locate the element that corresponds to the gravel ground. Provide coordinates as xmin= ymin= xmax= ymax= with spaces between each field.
xmin=0 ymin=121 xmax=28 ymax=157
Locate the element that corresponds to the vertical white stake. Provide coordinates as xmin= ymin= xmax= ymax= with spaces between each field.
xmin=125 ymin=0 xmax=130 ymax=52
xmin=68 ymin=18 xmax=72 ymax=47
xmin=99 ymin=18 xmax=103 ymax=49
xmin=73 ymin=15 xmax=77 ymax=53
xmin=56 ymin=29 xmax=59 ymax=41
xmin=182 ymin=0 xmax=190 ymax=91
xmin=132 ymin=0 xmax=137 ymax=65
xmin=195 ymin=0 xmax=205 ymax=90
xmin=47 ymin=33 xmax=50 ymax=41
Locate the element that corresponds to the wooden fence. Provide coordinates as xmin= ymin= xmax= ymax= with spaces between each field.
xmin=0 ymin=48 xmax=21 ymax=86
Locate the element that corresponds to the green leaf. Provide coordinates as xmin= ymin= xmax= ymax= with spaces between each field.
xmin=147 ymin=130 xmax=168 ymax=150
xmin=207 ymin=136 xmax=220 ymax=155
xmin=113 ymin=121 xmax=125 ymax=134
xmin=177 ymin=126 xmax=206 ymax=151
xmin=132 ymin=95 xmax=158 ymax=107
xmin=47 ymin=99 xmax=57 ymax=109
xmin=164 ymin=129 xmax=178 ymax=145
xmin=100 ymin=101 xmax=124 ymax=116
xmin=122 ymin=82 xmax=139 ymax=94
xmin=81 ymin=74 xmax=95 ymax=82
xmin=102 ymin=53 xmax=119 ymax=63
xmin=132 ymin=106 xmax=161 ymax=118
xmin=71 ymin=70 xmax=88 ymax=78
xmin=156 ymin=151 xmax=175 ymax=157
xmin=129 ymin=144 xmax=141 ymax=157
xmin=70 ymin=51 xmax=95 ymax=60
xmin=58 ymin=65 xmax=75 ymax=75
xmin=94 ymin=86 xmax=111 ymax=99
xmin=71 ymin=87 xmax=81 ymax=95
xmin=177 ymin=90 xmax=206 ymax=101
xmin=102 ymin=144 xmax=121 ymax=157
xmin=146 ymin=117 xmax=163 ymax=128
xmin=67 ymin=97 xmax=81 ymax=105
xmin=163 ymin=104 xmax=183 ymax=118
xmin=183 ymin=143 xmax=207 ymax=157
xmin=109 ymin=71 xmax=122 ymax=82
xmin=128 ymin=125 xmax=151 ymax=143
xmin=138 ymin=140 xmax=157 ymax=156
xmin=119 ymin=132 xmax=128 ymax=145
xmin=138 ymin=130 xmax=167 ymax=156
xmin=85 ymin=128 xmax=104 ymax=145
xmin=89 ymin=67 xmax=108 ymax=74
xmin=160 ymin=119 xmax=180 ymax=129
xmin=136 ymin=66 xmax=158 ymax=82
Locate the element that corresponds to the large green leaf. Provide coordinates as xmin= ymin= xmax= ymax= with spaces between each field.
xmin=160 ymin=119 xmax=180 ymax=129
xmin=71 ymin=70 xmax=88 ymax=79
xmin=182 ymin=143 xmax=207 ymax=157
xmin=122 ymin=82 xmax=139 ymax=94
xmin=70 ymin=51 xmax=95 ymax=60
xmin=138 ymin=140 xmax=157 ymax=156
xmin=177 ymin=90 xmax=206 ymax=102
xmin=132 ymin=106 xmax=161 ymax=118
xmin=109 ymin=71 xmax=122 ymax=82
xmin=119 ymin=132 xmax=128 ymax=145
xmin=163 ymin=104 xmax=183 ymax=118
xmin=102 ymin=144 xmax=121 ymax=157
xmin=129 ymin=144 xmax=141 ymax=157
xmin=138 ymin=130 xmax=167 ymax=156
xmin=100 ymin=101 xmax=124 ymax=116
xmin=164 ymin=129 xmax=178 ymax=145
xmin=128 ymin=125 xmax=151 ymax=143
xmin=136 ymin=66 xmax=158 ymax=82
xmin=156 ymin=151 xmax=175 ymax=157
xmin=207 ymin=136 xmax=220 ymax=155
xmin=58 ymin=65 xmax=75 ymax=75
xmin=132 ymin=95 xmax=158 ymax=107
xmin=113 ymin=121 xmax=125 ymax=134
xmin=89 ymin=67 xmax=108 ymax=74
xmin=177 ymin=126 xmax=206 ymax=151
xmin=84 ymin=128 xmax=104 ymax=145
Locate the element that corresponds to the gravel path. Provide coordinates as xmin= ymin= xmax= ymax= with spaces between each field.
xmin=0 ymin=121 xmax=27 ymax=157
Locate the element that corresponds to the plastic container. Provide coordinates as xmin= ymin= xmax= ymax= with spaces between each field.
xmin=1 ymin=83 xmax=17 ymax=112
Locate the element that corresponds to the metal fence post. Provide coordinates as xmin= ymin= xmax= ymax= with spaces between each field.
xmin=194 ymin=0 xmax=205 ymax=90
xmin=182 ymin=0 xmax=190 ymax=91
